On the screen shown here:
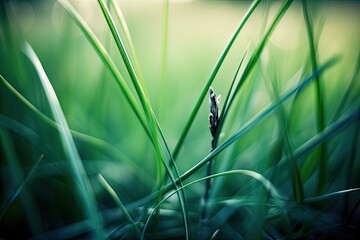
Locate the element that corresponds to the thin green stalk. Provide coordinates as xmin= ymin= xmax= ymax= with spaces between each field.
xmin=98 ymin=174 xmax=142 ymax=239
xmin=302 ymin=0 xmax=327 ymax=194
xmin=172 ymin=0 xmax=262 ymax=159
xmin=23 ymin=43 xmax=105 ymax=239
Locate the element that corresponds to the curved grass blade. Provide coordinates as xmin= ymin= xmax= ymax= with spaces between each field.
xmin=267 ymin=75 xmax=304 ymax=202
xmin=98 ymin=174 xmax=142 ymax=238
xmin=172 ymin=0 xmax=262 ymax=159
xmin=302 ymin=0 xmax=327 ymax=194
xmin=56 ymin=0 xmax=150 ymax=140
xmin=141 ymin=169 xmax=284 ymax=239
xmin=329 ymin=53 xmax=360 ymax=124
xmin=0 ymin=74 xmax=154 ymax=186
xmin=23 ymin=43 xmax=105 ymax=239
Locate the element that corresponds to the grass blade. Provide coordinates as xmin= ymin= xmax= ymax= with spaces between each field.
xmin=220 ymin=0 xmax=294 ymax=135
xmin=267 ymin=74 xmax=304 ymax=202
xmin=96 ymin=1 xmax=190 ymax=237
xmin=172 ymin=0 xmax=262 ymax=159
xmin=23 ymin=42 xmax=105 ymax=239
xmin=97 ymin=173 xmax=142 ymax=238
xmin=304 ymin=188 xmax=360 ymax=203
xmin=108 ymin=0 xmax=148 ymax=96
xmin=302 ymin=0 xmax=327 ymax=194
xmin=0 ymin=74 xmax=154 ymax=186
xmin=56 ymin=0 xmax=150 ymax=139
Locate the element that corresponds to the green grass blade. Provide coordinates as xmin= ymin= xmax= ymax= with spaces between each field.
xmin=290 ymin=108 xmax=360 ymax=167
xmin=220 ymin=0 xmax=294 ymax=132
xmin=96 ymin=2 xmax=190 ymax=236
xmin=212 ymin=49 xmax=248 ymax=148
xmin=0 ymin=154 xmax=43 ymax=220
xmin=267 ymin=75 xmax=304 ymax=202
xmin=329 ymin=53 xmax=360 ymax=124
xmin=0 ymin=74 xmax=154 ymax=186
xmin=108 ymin=0 xmax=148 ymax=96
xmin=302 ymin=0 xmax=327 ymax=194
xmin=0 ymin=129 xmax=43 ymax=235
xmin=56 ymin=0 xmax=150 ymax=139
xmin=97 ymin=0 xmax=150 ymax=119
xmin=172 ymin=0 xmax=262 ymax=159
xmin=23 ymin=43 xmax=105 ymax=239
xmin=142 ymin=169 xmax=283 ymax=239
xmin=98 ymin=174 xmax=142 ymax=238
xmin=304 ymin=188 xmax=360 ymax=203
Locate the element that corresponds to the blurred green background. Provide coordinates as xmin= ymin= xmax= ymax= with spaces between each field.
xmin=1 ymin=0 xmax=360 ymax=239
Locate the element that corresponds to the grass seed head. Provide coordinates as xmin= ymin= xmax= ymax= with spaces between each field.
xmin=209 ymin=87 xmax=220 ymax=138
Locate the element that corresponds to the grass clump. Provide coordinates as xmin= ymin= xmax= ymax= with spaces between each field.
xmin=1 ymin=0 xmax=359 ymax=239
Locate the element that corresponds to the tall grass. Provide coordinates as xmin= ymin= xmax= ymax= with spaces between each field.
xmin=1 ymin=0 xmax=359 ymax=239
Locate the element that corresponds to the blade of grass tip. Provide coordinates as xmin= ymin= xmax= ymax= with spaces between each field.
xmin=23 ymin=42 xmax=105 ymax=239
xmin=302 ymin=0 xmax=327 ymax=194
xmin=97 ymin=174 xmax=142 ymax=238
xmin=56 ymin=0 xmax=150 ymax=140
xmin=0 ymin=74 xmax=154 ymax=187
xmin=0 ymin=154 xmax=44 ymax=220
xmin=220 ymin=0 xmax=294 ymax=134
xmin=172 ymin=0 xmax=262 ymax=159
xmin=108 ymin=0 xmax=148 ymax=96
xmin=141 ymin=169 xmax=284 ymax=239
xmin=129 ymin=57 xmax=338 ymax=207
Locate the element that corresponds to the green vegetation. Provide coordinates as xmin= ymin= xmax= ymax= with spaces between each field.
xmin=1 ymin=0 xmax=359 ymax=239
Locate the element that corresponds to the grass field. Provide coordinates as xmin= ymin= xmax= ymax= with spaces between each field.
xmin=1 ymin=0 xmax=360 ymax=239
